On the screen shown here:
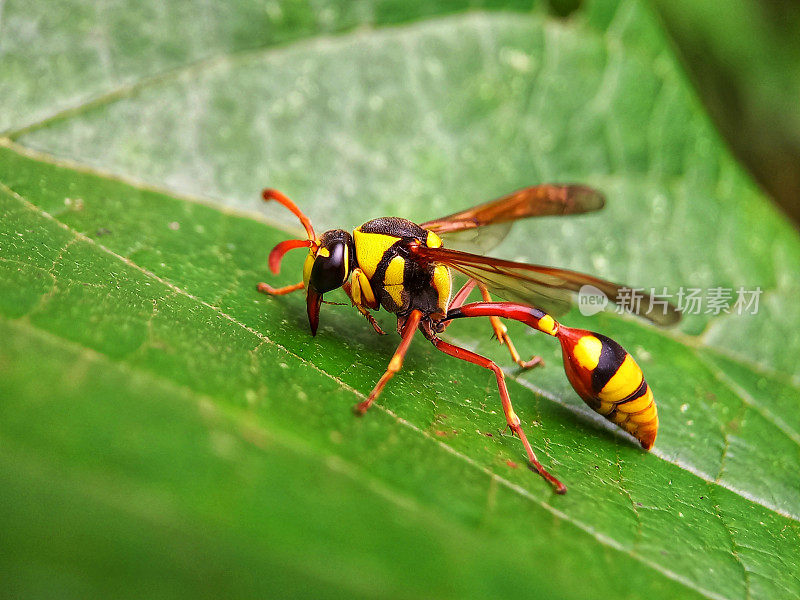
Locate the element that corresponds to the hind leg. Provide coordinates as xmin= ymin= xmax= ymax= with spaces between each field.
xmin=425 ymin=330 xmax=565 ymax=494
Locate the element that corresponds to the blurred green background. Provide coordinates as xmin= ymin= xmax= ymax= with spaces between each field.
xmin=550 ymin=0 xmax=800 ymax=224
xmin=650 ymin=0 xmax=800 ymax=225
xmin=2 ymin=0 xmax=800 ymax=599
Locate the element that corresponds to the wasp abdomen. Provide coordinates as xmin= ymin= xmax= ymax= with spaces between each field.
xmin=445 ymin=303 xmax=659 ymax=450
xmin=558 ymin=329 xmax=658 ymax=450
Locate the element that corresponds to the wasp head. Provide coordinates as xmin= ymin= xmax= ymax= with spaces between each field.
xmin=262 ymin=189 xmax=360 ymax=336
xmin=302 ymin=229 xmax=355 ymax=335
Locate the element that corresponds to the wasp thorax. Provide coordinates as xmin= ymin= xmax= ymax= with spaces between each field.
xmin=307 ymin=229 xmax=355 ymax=293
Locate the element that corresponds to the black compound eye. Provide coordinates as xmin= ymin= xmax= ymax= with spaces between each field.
xmin=309 ymin=242 xmax=347 ymax=293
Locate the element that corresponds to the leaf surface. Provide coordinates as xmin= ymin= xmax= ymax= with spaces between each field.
xmin=1 ymin=1 xmax=799 ymax=599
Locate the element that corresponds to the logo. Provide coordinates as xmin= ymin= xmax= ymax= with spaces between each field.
xmin=577 ymin=285 xmax=608 ymax=316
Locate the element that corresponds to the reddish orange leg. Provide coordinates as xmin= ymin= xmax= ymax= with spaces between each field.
xmin=477 ymin=283 xmax=542 ymax=369
xmin=354 ymin=310 xmax=423 ymax=415
xmin=444 ymin=280 xmax=542 ymax=369
xmin=257 ymin=281 xmax=304 ymax=295
xmin=451 ymin=279 xmax=478 ymax=310
xmin=428 ymin=335 xmax=566 ymax=494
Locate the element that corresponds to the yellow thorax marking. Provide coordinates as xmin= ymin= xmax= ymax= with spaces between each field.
xmin=383 ymin=256 xmax=406 ymax=286
xmin=426 ymin=230 xmax=443 ymax=248
xmin=353 ymin=228 xmax=398 ymax=279
xmin=383 ymin=256 xmax=406 ymax=306
xmin=432 ymin=264 xmax=451 ymax=312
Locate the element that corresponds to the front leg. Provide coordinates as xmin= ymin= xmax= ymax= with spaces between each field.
xmin=354 ymin=310 xmax=423 ymax=415
xmin=343 ymin=281 xmax=385 ymax=336
xmin=343 ymin=267 xmax=385 ymax=335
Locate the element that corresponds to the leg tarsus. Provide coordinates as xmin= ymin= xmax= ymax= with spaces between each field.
xmin=513 ymin=425 xmax=567 ymax=495
xmin=499 ymin=329 xmax=544 ymax=369
xmin=342 ymin=281 xmax=386 ymax=336
xmin=362 ymin=310 xmax=386 ymax=336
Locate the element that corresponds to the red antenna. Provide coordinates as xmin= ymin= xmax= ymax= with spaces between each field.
xmin=262 ymin=189 xmax=316 ymax=241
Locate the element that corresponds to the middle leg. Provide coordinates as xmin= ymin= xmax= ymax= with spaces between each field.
xmin=476 ymin=282 xmax=542 ymax=369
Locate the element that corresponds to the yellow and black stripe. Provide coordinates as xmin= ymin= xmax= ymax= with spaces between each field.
xmin=562 ymin=331 xmax=658 ymax=450
xmin=446 ymin=302 xmax=658 ymax=450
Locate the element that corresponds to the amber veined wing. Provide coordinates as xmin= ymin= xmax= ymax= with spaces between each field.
xmin=409 ymin=245 xmax=682 ymax=327
xmin=420 ymin=184 xmax=606 ymax=253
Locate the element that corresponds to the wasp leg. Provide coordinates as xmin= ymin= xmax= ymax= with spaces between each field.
xmin=450 ymin=279 xmax=478 ymax=310
xmin=256 ymin=281 xmax=304 ymax=295
xmin=342 ymin=281 xmax=386 ymax=335
xmin=443 ymin=280 xmax=542 ymax=369
xmin=427 ymin=333 xmax=566 ymax=494
xmin=476 ymin=282 xmax=542 ymax=370
xmin=354 ymin=309 xmax=423 ymax=415
xmin=446 ymin=302 xmax=659 ymax=451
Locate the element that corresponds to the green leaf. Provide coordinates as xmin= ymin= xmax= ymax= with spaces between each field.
xmin=2 ymin=1 xmax=799 ymax=599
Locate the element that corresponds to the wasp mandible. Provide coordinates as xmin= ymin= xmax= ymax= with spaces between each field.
xmin=258 ymin=186 xmax=680 ymax=493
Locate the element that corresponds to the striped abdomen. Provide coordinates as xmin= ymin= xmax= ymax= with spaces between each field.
xmin=558 ymin=329 xmax=658 ymax=450
xmin=443 ymin=302 xmax=659 ymax=450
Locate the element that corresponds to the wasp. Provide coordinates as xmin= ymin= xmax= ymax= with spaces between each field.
xmin=258 ymin=187 xmax=680 ymax=493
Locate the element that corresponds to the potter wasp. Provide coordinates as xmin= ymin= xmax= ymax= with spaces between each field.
xmin=258 ymin=186 xmax=680 ymax=494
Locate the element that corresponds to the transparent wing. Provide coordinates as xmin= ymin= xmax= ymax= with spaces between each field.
xmin=410 ymin=245 xmax=681 ymax=326
xmin=432 ymin=222 xmax=514 ymax=254
xmin=421 ymin=184 xmax=605 ymax=253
